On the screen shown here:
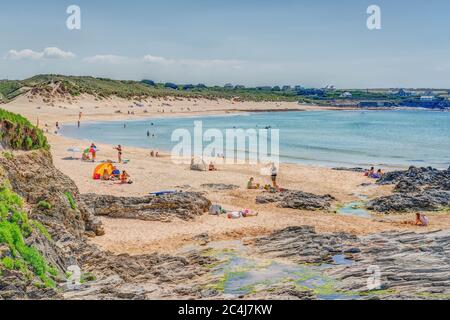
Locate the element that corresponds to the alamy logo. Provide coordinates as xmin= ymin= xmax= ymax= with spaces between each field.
xmin=66 ymin=265 xmax=81 ymax=290
xmin=171 ymin=121 xmax=279 ymax=173
xmin=367 ymin=5 xmax=382 ymax=30
xmin=367 ymin=265 xmax=382 ymax=290
xmin=66 ymin=5 xmax=81 ymax=30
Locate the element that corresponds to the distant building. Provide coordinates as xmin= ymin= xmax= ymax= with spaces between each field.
xmin=420 ymin=95 xmax=435 ymax=102
xmin=340 ymin=92 xmax=353 ymax=98
xmin=224 ymin=83 xmax=234 ymax=89
xmin=396 ymin=89 xmax=411 ymax=97
xmin=282 ymin=85 xmax=291 ymax=91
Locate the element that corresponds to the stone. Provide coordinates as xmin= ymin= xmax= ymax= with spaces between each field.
xmin=79 ymin=192 xmax=211 ymax=221
xmin=256 ymin=190 xmax=335 ymax=210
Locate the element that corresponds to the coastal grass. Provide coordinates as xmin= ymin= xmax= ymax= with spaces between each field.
xmin=0 ymin=180 xmax=56 ymax=288
xmin=64 ymin=191 xmax=77 ymax=210
xmin=0 ymin=108 xmax=49 ymax=151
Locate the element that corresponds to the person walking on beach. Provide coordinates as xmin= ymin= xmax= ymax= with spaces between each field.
xmin=114 ymin=145 xmax=123 ymax=163
xmin=270 ymin=163 xmax=278 ymax=188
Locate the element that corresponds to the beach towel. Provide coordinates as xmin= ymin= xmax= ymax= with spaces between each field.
xmin=227 ymin=211 xmax=242 ymax=219
xmin=150 ymin=190 xmax=177 ymax=196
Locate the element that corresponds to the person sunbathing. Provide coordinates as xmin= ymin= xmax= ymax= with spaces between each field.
xmin=101 ymin=169 xmax=111 ymax=181
xmin=247 ymin=177 xmax=258 ymax=189
xmin=209 ymin=162 xmax=218 ymax=171
xmin=82 ymin=152 xmax=90 ymax=161
xmin=365 ymin=167 xmax=375 ymax=177
xmin=415 ymin=212 xmax=429 ymax=227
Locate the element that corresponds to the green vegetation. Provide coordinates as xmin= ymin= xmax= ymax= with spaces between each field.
xmin=2 ymin=74 xmax=446 ymax=106
xmin=80 ymin=272 xmax=96 ymax=283
xmin=32 ymin=220 xmax=52 ymax=242
xmin=0 ymin=181 xmax=56 ymax=288
xmin=64 ymin=191 xmax=77 ymax=210
xmin=2 ymin=151 xmax=14 ymax=160
xmin=37 ymin=200 xmax=52 ymax=210
xmin=0 ymin=108 xmax=49 ymax=150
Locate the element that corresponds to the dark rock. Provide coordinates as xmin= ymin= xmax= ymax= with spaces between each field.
xmin=378 ymin=166 xmax=450 ymax=190
xmin=367 ymin=190 xmax=450 ymax=213
xmin=200 ymin=183 xmax=239 ymax=191
xmin=256 ymin=190 xmax=335 ymax=210
xmin=333 ymin=167 xmax=366 ymax=173
xmin=369 ymin=166 xmax=450 ymax=213
xmin=79 ymin=192 xmax=211 ymax=221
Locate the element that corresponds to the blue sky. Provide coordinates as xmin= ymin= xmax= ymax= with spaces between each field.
xmin=1 ymin=0 xmax=450 ymax=88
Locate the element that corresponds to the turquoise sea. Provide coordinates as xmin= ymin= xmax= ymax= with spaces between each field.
xmin=59 ymin=110 xmax=450 ymax=169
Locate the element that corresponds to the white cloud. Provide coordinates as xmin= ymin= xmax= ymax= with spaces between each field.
xmin=143 ymin=54 xmax=242 ymax=68
xmin=42 ymin=47 xmax=75 ymax=59
xmin=84 ymin=55 xmax=128 ymax=64
xmin=7 ymin=47 xmax=75 ymax=60
xmin=143 ymin=55 xmax=172 ymax=64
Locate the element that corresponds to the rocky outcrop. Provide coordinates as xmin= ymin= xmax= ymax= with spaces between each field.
xmin=328 ymin=230 xmax=450 ymax=299
xmin=64 ymin=245 xmax=217 ymax=300
xmin=253 ymin=226 xmax=358 ymax=264
xmin=377 ymin=166 xmax=450 ymax=190
xmin=367 ymin=190 xmax=450 ymax=212
xmin=368 ymin=166 xmax=450 ymax=213
xmin=200 ymin=183 xmax=239 ymax=191
xmin=0 ymin=149 xmax=216 ymax=300
xmin=0 ymin=150 xmax=103 ymax=237
xmin=256 ymin=191 xmax=335 ymax=210
xmin=80 ymin=192 xmax=211 ymax=221
xmin=252 ymin=226 xmax=450 ymax=299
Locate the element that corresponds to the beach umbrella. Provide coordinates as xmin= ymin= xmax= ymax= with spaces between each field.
xmin=67 ymin=147 xmax=81 ymax=159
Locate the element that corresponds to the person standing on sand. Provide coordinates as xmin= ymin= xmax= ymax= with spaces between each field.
xmin=90 ymin=143 xmax=97 ymax=162
xmin=114 ymin=145 xmax=123 ymax=163
xmin=270 ymin=163 xmax=278 ymax=188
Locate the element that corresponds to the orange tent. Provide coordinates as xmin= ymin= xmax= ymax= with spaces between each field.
xmin=93 ymin=162 xmax=114 ymax=179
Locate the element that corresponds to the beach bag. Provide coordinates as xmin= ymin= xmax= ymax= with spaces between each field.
xmin=209 ymin=204 xmax=222 ymax=215
xmin=93 ymin=173 xmax=101 ymax=180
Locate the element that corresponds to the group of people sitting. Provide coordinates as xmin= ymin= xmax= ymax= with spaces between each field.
xmin=150 ymin=150 xmax=160 ymax=158
xmin=100 ymin=167 xmax=132 ymax=184
xmin=365 ymin=167 xmax=384 ymax=179
xmin=82 ymin=143 xmax=98 ymax=162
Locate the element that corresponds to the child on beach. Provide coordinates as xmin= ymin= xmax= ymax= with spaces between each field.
xmin=415 ymin=212 xmax=429 ymax=227
xmin=208 ymin=162 xmax=218 ymax=171
xmin=120 ymin=170 xmax=132 ymax=184
xmin=247 ymin=177 xmax=259 ymax=189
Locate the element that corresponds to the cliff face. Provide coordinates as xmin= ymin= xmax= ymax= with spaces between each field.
xmin=0 ymin=150 xmax=103 ymax=299
xmin=0 ymin=150 xmax=214 ymax=300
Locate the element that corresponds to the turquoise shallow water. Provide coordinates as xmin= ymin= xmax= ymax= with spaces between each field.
xmin=60 ymin=110 xmax=450 ymax=169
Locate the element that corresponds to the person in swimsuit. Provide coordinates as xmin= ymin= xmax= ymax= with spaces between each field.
xmin=114 ymin=145 xmax=123 ymax=163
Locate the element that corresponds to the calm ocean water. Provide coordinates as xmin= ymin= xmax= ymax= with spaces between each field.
xmin=59 ymin=110 xmax=450 ymax=169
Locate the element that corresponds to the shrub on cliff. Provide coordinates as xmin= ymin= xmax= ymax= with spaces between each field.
xmin=0 ymin=180 xmax=57 ymax=288
xmin=0 ymin=108 xmax=49 ymax=150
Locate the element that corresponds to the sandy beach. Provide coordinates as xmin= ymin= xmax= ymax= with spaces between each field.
xmin=4 ymin=94 xmax=450 ymax=255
